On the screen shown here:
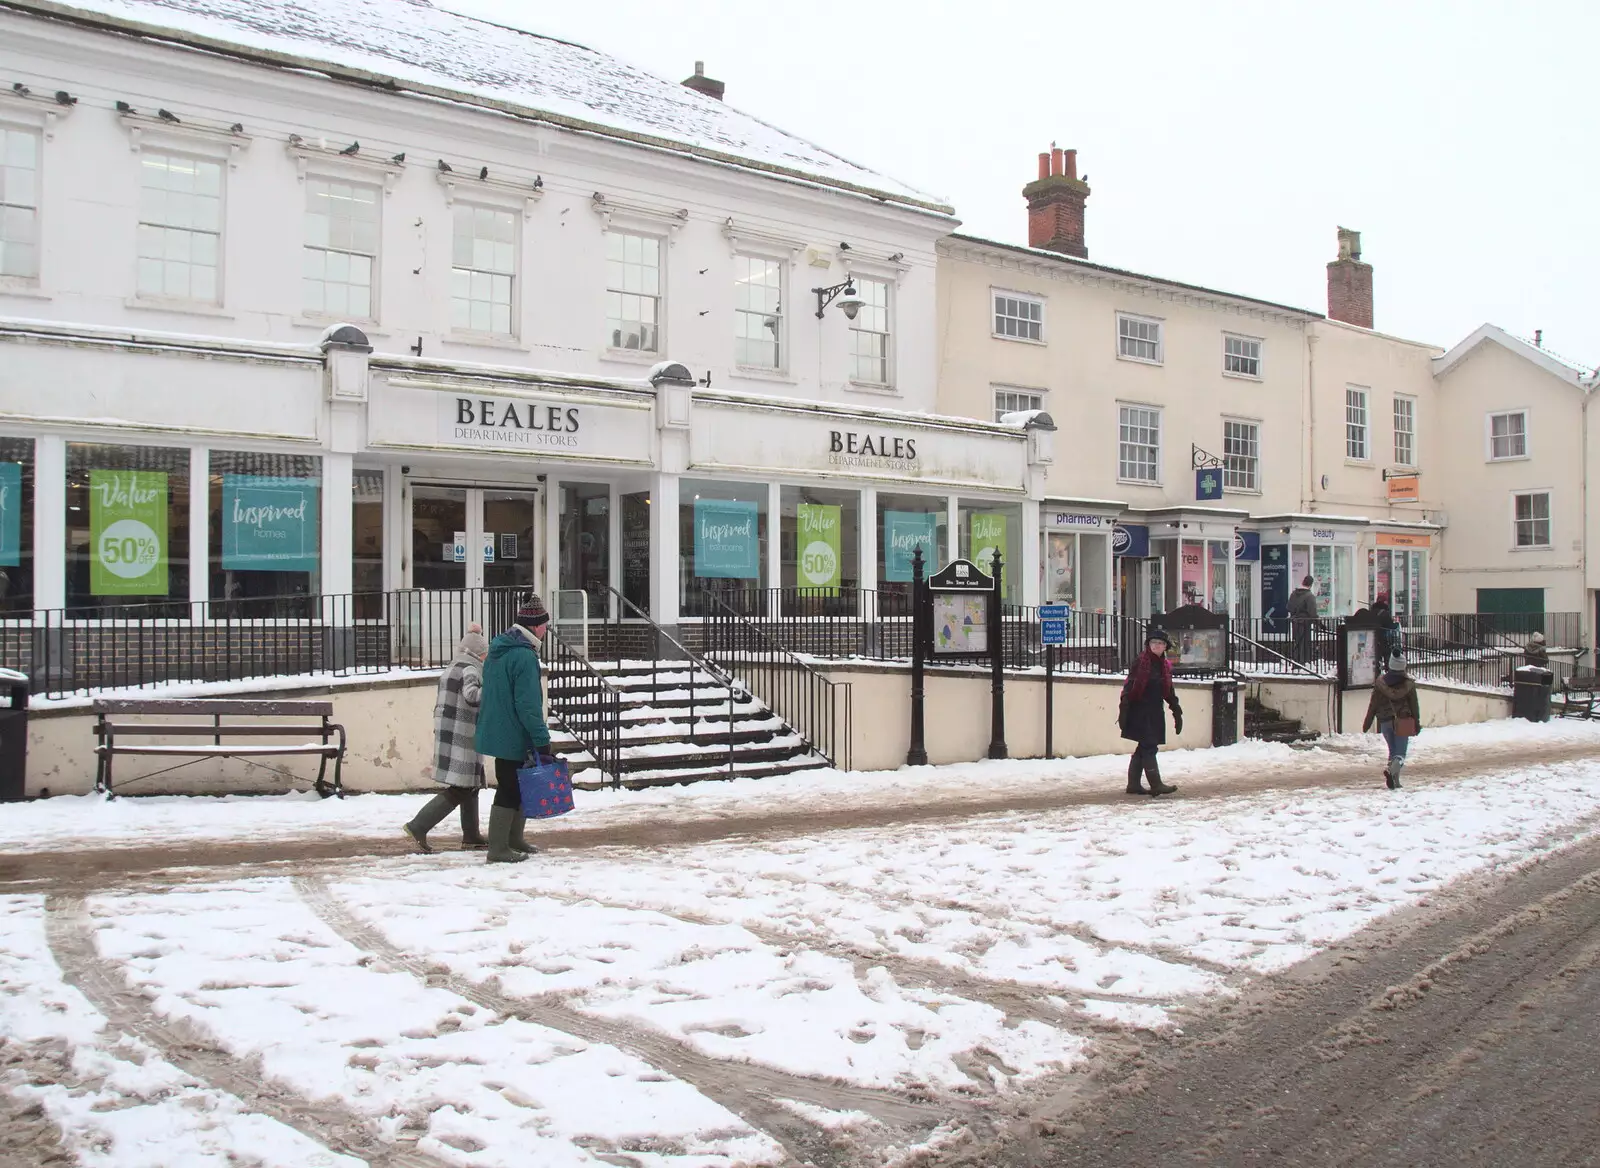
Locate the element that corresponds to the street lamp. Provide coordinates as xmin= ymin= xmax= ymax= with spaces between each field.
xmin=812 ymin=279 xmax=864 ymax=320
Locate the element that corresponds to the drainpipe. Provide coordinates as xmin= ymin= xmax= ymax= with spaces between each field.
xmin=1585 ymin=378 xmax=1594 ymax=661
xmin=1305 ymin=328 xmax=1319 ymax=512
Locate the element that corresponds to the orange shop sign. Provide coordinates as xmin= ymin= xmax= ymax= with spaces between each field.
xmin=1386 ymin=475 xmax=1420 ymax=502
xmin=1376 ymin=531 xmax=1431 ymax=549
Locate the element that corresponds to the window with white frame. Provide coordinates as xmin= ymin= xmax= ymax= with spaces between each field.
xmin=994 ymin=387 xmax=1043 ymax=421
xmin=1514 ymin=491 xmax=1550 ymax=548
xmin=303 ymin=178 xmax=380 ymax=320
xmin=0 ymin=124 xmax=39 ymax=280
xmin=451 ymin=203 xmax=517 ymax=336
xmin=993 ymin=292 xmax=1043 ymax=341
xmin=1489 ymin=410 xmax=1528 ymax=460
xmin=1393 ymin=395 xmax=1416 ymax=466
xmin=1223 ymin=333 xmax=1261 ymax=378
xmin=1223 ymin=419 xmax=1259 ymax=491
xmin=734 ymin=254 xmax=783 ymax=369
xmin=848 ymin=276 xmax=891 ymax=385
xmin=136 ymin=152 xmax=223 ymax=303
xmin=1118 ymin=404 xmax=1161 ymax=483
xmin=1117 ymin=313 xmax=1162 ymax=363
xmin=1345 ymin=387 xmax=1369 ymax=460
xmin=605 ymin=231 xmax=661 ymax=352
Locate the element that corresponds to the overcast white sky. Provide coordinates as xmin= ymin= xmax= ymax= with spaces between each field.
xmin=449 ymin=0 xmax=1597 ymax=364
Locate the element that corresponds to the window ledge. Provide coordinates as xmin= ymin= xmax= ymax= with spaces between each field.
xmin=845 ymin=381 xmax=900 ymax=397
xmin=1488 ymin=455 xmax=1531 ymax=464
xmin=293 ymin=315 xmax=387 ymax=337
xmin=1344 ymin=458 xmax=1375 ymax=468
xmin=601 ymin=348 xmax=663 ymax=366
xmin=1510 ymin=544 xmax=1553 ymax=553
xmin=1222 ymin=370 xmax=1263 ymax=382
xmin=1116 ymin=353 xmax=1164 ymax=367
xmin=1116 ymin=477 xmax=1162 ymax=488
xmin=124 ymin=296 xmax=233 ymax=320
xmin=1224 ymin=488 xmax=1263 ymax=497
xmin=0 ymin=281 xmax=49 ymax=301
xmin=444 ymin=332 xmax=526 ymax=351
xmin=732 ymin=367 xmax=798 ymax=385
xmin=992 ymin=333 xmax=1046 ymax=346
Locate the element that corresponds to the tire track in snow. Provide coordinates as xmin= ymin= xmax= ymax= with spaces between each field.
xmin=42 ymin=893 xmax=449 ymax=1168
xmin=292 ymin=874 xmax=977 ymax=1167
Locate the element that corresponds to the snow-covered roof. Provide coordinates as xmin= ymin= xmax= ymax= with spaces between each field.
xmin=12 ymin=0 xmax=951 ymax=214
xmin=1433 ymin=323 xmax=1600 ymax=389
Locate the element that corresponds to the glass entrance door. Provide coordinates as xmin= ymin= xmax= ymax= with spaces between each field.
xmin=408 ymin=485 xmax=541 ymax=595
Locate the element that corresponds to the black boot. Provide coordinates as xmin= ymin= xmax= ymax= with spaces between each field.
xmin=457 ymin=788 xmax=487 ymax=850
xmin=1126 ymin=751 xmax=1147 ymax=795
xmin=403 ymin=792 xmax=458 ymax=854
xmin=1146 ymin=753 xmax=1178 ymax=797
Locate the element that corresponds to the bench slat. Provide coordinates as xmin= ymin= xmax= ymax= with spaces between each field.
xmin=96 ymin=744 xmax=340 ymax=757
xmin=98 ymin=723 xmax=337 ymax=737
xmin=93 ymin=699 xmax=334 ymax=716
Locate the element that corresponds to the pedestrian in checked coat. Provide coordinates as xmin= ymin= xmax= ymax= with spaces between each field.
xmin=1120 ymin=625 xmax=1182 ymax=797
xmin=403 ymin=623 xmax=490 ymax=853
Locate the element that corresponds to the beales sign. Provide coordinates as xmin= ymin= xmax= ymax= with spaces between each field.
xmin=439 ymin=395 xmax=584 ymax=450
xmin=827 ymin=430 xmax=917 ymax=470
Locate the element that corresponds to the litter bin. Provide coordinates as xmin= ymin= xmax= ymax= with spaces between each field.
xmin=1513 ymin=665 xmax=1553 ymax=723
xmin=1212 ymin=676 xmax=1240 ymax=747
xmin=0 ymin=667 xmax=28 ymax=803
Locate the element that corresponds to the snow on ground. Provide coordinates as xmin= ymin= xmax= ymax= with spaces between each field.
xmin=4 ymin=716 xmax=1600 ymax=857
xmin=3 ymin=718 xmax=1600 ymax=1163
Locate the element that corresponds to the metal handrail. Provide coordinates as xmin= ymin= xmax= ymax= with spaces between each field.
xmin=544 ymin=627 xmax=623 ymax=789
xmin=1228 ymin=627 xmax=1329 ymax=680
xmin=700 ymin=588 xmax=853 ymax=770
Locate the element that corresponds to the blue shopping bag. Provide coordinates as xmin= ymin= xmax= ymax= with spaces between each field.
xmin=516 ymin=755 xmax=574 ymax=819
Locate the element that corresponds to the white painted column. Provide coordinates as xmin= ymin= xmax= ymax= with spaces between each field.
xmin=1021 ymin=498 xmax=1042 ymax=607
xmin=857 ymin=485 xmax=878 ymax=593
xmin=320 ymin=452 xmax=354 ymax=598
xmin=651 ymin=473 xmax=680 ymax=623
xmin=543 ymin=481 xmax=559 ymax=605
xmin=607 ymin=481 xmax=622 ymax=622
xmin=1226 ymin=530 xmax=1237 ymax=620
xmin=383 ymin=465 xmax=406 ymax=592
xmin=188 ymin=447 xmax=209 ymax=609
xmin=766 ymin=480 xmax=782 ymax=617
xmin=32 ymin=435 xmax=65 ymax=613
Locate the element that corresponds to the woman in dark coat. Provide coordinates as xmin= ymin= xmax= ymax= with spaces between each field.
xmin=1120 ymin=626 xmax=1182 ymax=797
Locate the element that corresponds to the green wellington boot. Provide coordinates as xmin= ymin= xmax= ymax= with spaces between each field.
xmin=458 ymin=789 xmax=488 ymax=850
xmin=486 ymin=804 xmax=529 ymax=864
xmin=508 ymin=810 xmax=539 ymax=855
xmin=403 ymin=792 xmax=458 ymax=855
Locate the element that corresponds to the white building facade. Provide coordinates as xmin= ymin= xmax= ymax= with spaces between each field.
xmin=0 ymin=0 xmax=1050 ymax=638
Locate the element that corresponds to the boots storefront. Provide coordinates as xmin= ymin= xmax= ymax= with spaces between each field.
xmin=0 ymin=323 xmax=1048 ymax=645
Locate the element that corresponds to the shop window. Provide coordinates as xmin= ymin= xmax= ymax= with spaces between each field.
xmin=559 ymin=482 xmax=611 ymax=611
xmin=209 ymin=451 xmax=321 ymax=616
xmin=680 ymin=479 xmax=766 ymax=617
xmin=0 ymin=437 xmax=33 ymax=612
xmin=620 ymin=491 xmax=651 ymax=616
xmin=1044 ymin=529 xmax=1110 ymax=613
xmin=352 ymin=469 xmax=384 ymax=617
xmin=876 ymin=493 xmax=945 ymax=608
xmin=66 ymin=443 xmax=190 ymax=616
xmin=1371 ymin=548 xmax=1428 ymax=623
xmin=779 ymin=485 xmax=858 ymax=616
xmin=958 ymin=501 xmax=1022 ymax=603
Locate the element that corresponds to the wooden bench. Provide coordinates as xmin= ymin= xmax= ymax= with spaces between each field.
xmin=1558 ymin=674 xmax=1600 ymax=719
xmin=93 ymin=699 xmax=346 ymax=798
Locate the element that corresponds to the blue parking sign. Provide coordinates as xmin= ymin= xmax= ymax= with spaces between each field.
xmin=1040 ymin=604 xmax=1070 ymax=646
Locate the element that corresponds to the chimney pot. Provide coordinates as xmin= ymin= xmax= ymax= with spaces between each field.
xmin=1050 ymin=147 xmax=1063 ymax=177
xmin=1064 ymin=149 xmax=1077 ymax=181
xmin=1038 ymin=152 xmax=1050 ymax=181
xmin=1024 ymin=145 xmax=1090 ymax=258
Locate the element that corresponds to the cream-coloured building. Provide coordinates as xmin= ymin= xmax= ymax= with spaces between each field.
xmin=938 ymin=148 xmax=1599 ymax=644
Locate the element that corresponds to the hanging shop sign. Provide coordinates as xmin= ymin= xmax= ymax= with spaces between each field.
xmin=221 ymin=475 xmax=319 ymax=572
xmin=1195 ymin=467 xmax=1223 ymax=501
xmin=694 ymin=499 xmax=760 ymax=579
xmin=1376 ymin=531 xmax=1431 ymax=549
xmin=1112 ymin=523 xmax=1149 ymax=558
xmin=89 ymin=470 xmax=167 ymax=596
xmin=970 ymin=513 xmax=1008 ymax=581
xmin=884 ymin=511 xmax=939 ymax=582
xmin=795 ymin=503 xmax=842 ymax=593
xmin=1386 ymin=475 xmax=1420 ymax=503
xmin=0 ymin=462 xmax=19 ymax=568
xmin=1233 ymin=530 xmax=1261 ymax=562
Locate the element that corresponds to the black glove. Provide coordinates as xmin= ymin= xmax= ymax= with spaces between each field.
xmin=1172 ymin=708 xmax=1184 ymax=735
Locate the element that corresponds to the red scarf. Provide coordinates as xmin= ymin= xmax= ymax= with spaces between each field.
xmin=1125 ymin=647 xmax=1172 ymax=701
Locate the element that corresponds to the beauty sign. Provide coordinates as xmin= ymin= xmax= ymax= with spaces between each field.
xmin=694 ymin=499 xmax=760 ymax=579
xmin=221 ymin=476 xmax=320 ymax=572
xmin=969 ymin=513 xmax=1007 ymax=580
xmin=884 ymin=511 xmax=938 ymax=582
xmin=89 ymin=470 xmax=167 ymax=596
xmin=0 ymin=463 xmax=19 ymax=567
xmin=795 ymin=503 xmax=841 ymax=593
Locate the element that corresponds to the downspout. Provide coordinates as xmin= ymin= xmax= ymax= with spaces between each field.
xmin=1305 ymin=327 xmax=1319 ymax=512
xmin=1585 ymin=377 xmax=1594 ymax=662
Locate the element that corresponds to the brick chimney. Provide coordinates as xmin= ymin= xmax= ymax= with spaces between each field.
xmin=1326 ymin=227 xmax=1373 ymax=329
xmin=1023 ymin=145 xmax=1090 ymax=258
xmin=682 ymin=61 xmax=725 ymax=102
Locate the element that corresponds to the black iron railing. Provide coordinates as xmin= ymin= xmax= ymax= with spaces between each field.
xmin=544 ymin=629 xmax=623 ymax=788
xmin=700 ymin=590 xmax=852 ymax=770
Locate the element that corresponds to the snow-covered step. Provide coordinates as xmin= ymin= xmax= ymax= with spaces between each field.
xmin=608 ymin=756 xmax=831 ymax=790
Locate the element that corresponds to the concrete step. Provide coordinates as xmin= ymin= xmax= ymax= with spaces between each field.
xmin=576 ymin=756 xmax=829 ymax=791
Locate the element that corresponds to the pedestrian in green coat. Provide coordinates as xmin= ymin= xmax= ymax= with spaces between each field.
xmin=474 ymin=594 xmax=554 ymax=863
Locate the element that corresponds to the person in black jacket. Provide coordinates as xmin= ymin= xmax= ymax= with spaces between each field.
xmin=1287 ymin=576 xmax=1319 ymax=662
xmin=1119 ymin=626 xmax=1182 ymax=797
xmin=1371 ymin=594 xmax=1402 ymax=661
